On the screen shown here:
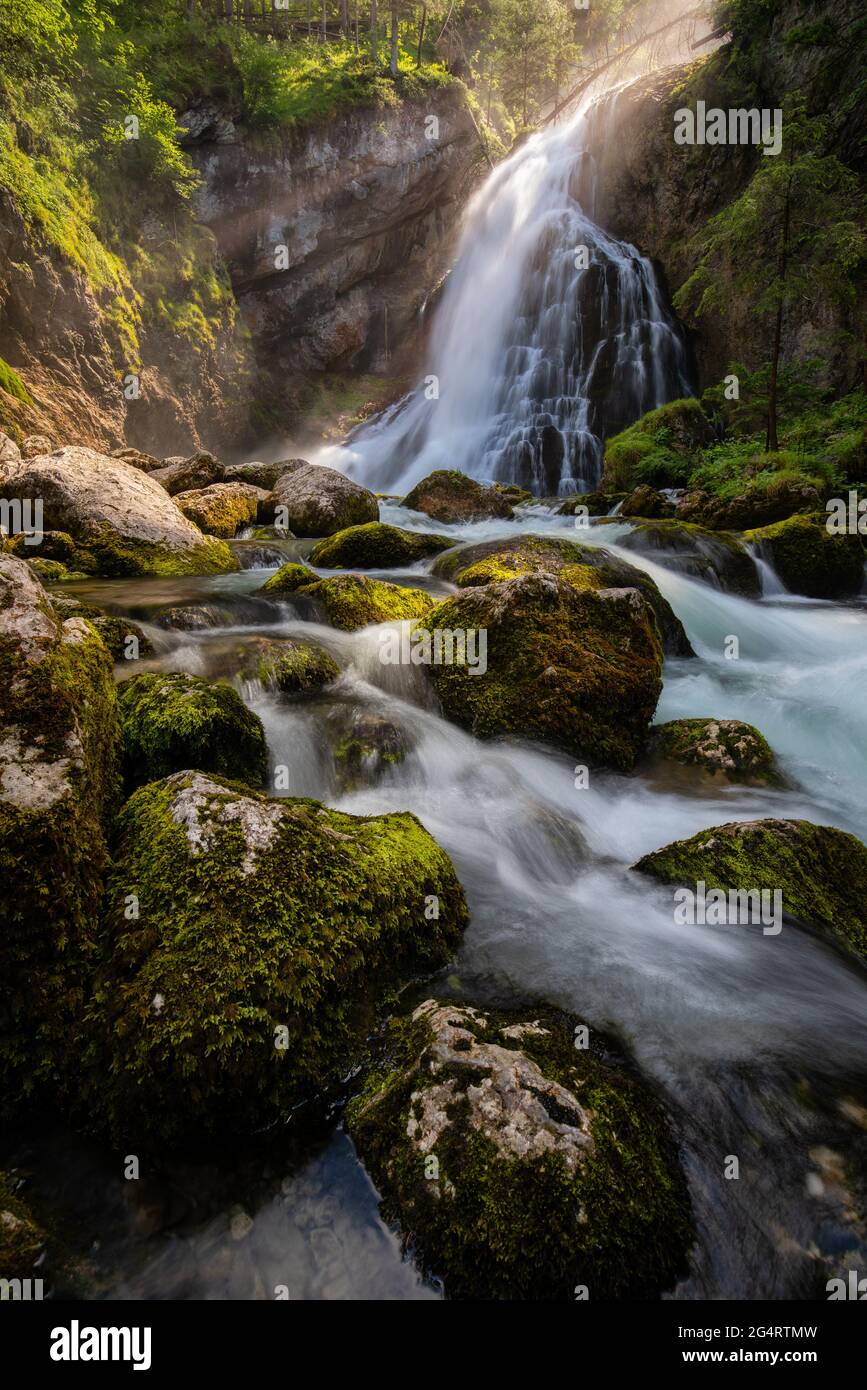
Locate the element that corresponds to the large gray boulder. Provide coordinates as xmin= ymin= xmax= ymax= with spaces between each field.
xmin=271 ymin=461 xmax=378 ymax=537
xmin=0 ymin=446 xmax=237 ymax=575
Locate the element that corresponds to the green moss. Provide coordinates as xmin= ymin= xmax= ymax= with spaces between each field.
xmin=402 ymin=469 xmax=515 ymax=523
xmin=117 ymin=671 xmax=267 ymax=791
xmin=84 ymin=771 xmax=469 ymax=1145
xmin=421 ymin=573 xmax=663 ymax=770
xmin=310 ymin=523 xmax=452 ymax=569
xmin=634 ymin=818 xmax=867 ymax=959
xmin=231 ymin=636 xmax=339 ymax=695
xmin=557 ymin=492 xmax=625 ymax=517
xmin=744 ymin=513 xmax=864 ymax=598
xmin=602 ymin=399 xmax=710 ymax=491
xmin=261 ymin=565 xmax=436 ymax=631
xmin=75 ymin=527 xmax=239 ymax=578
xmin=174 ymin=484 xmax=260 ymax=539
xmin=259 ymin=561 xmax=319 ymax=595
xmin=0 ymin=356 xmax=32 ymax=405
xmin=0 ymin=561 xmax=121 ymax=1115
xmin=347 ymin=1001 xmax=693 ymax=1300
xmin=650 ymin=718 xmax=783 ymax=785
xmin=616 ymin=518 xmax=761 ymax=597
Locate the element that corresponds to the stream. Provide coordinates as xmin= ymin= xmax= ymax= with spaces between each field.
xmin=10 ymin=504 xmax=867 ymax=1301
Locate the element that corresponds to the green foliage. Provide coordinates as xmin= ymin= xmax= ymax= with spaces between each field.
xmin=0 ymin=357 xmax=32 ymax=405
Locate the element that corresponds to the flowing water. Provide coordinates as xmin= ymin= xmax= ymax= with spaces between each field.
xmin=315 ymin=91 xmax=693 ymax=496
xmin=12 ymin=505 xmax=866 ymax=1301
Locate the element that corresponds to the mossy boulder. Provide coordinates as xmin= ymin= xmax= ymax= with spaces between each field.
xmin=0 ymin=1171 xmax=48 ymax=1280
xmin=432 ymin=534 xmax=693 ymax=657
xmin=86 ymin=772 xmax=469 ymax=1144
xmin=50 ymin=598 xmax=155 ymax=662
xmin=647 ymin=719 xmax=784 ymax=786
xmin=677 ymin=479 xmax=822 ymax=531
xmin=347 ymin=1000 xmax=693 ymax=1300
xmin=7 ymin=530 xmax=94 ymax=572
xmin=231 ymin=636 xmax=340 ymax=695
xmin=634 ymin=819 xmax=867 ymax=959
xmin=117 ymin=672 xmax=268 ymax=790
xmin=260 ymin=565 xmax=436 ymax=631
xmin=0 ymin=447 xmax=238 ymax=576
xmin=310 ymin=522 xmax=452 ymax=569
xmin=615 ymin=519 xmax=760 ymax=597
xmin=620 ymin=484 xmax=676 ymax=519
xmin=402 ymin=470 xmax=515 ymax=523
xmin=271 ymin=461 xmax=378 ymax=537
xmin=327 ymin=709 xmax=409 ymax=791
xmin=744 ymin=514 xmax=864 ymax=598
xmin=173 ymin=482 xmax=266 ymax=538
xmin=421 ymin=571 xmax=664 ymax=770
xmin=602 ymin=398 xmax=711 ymax=491
xmin=556 ymin=491 xmax=625 ymax=517
xmin=0 ymin=554 xmax=121 ymax=1112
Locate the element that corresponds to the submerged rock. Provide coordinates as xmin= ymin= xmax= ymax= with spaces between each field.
xmin=421 ymin=571 xmax=664 ymax=770
xmin=271 ymin=461 xmax=378 ymax=536
xmin=310 ymin=522 xmax=452 ymax=569
xmin=432 ymin=534 xmax=693 ymax=657
xmin=260 ymin=565 xmax=435 ymax=630
xmin=647 ymin=718 xmax=783 ymax=786
xmin=744 ymin=514 xmax=864 ymax=599
xmin=0 ymin=447 xmax=237 ymax=576
xmin=347 ymin=999 xmax=693 ymax=1300
xmin=634 ymin=819 xmax=867 ymax=959
xmin=117 ymin=672 xmax=267 ymax=790
xmin=327 ymin=709 xmax=409 ymax=790
xmin=174 ymin=482 xmax=268 ymax=538
xmin=88 ymin=772 xmax=469 ymax=1143
xmin=615 ymin=518 xmax=760 ymax=596
xmin=0 ymin=554 xmax=120 ymax=1111
xmin=231 ymin=636 xmax=339 ymax=695
xmin=402 ymin=469 xmax=514 ymax=523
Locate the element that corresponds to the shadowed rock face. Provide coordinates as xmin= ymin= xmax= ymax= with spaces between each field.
xmin=189 ymin=87 xmax=478 ymax=379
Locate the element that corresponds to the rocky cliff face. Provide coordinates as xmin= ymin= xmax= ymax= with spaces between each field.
xmin=183 ymin=84 xmax=479 ymax=418
xmin=0 ymin=85 xmax=479 ymax=457
xmin=590 ymin=0 xmax=865 ymax=394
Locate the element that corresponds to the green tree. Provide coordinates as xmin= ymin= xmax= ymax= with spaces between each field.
xmin=675 ymin=107 xmax=866 ymax=451
xmin=490 ymin=0 xmax=579 ymax=127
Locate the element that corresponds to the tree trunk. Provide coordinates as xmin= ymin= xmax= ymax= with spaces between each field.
xmin=416 ymin=3 xmax=427 ymax=67
xmin=322 ymin=0 xmax=327 ymax=41
xmin=340 ymin=0 xmax=349 ymax=35
xmin=371 ymin=0 xmax=378 ymax=61
xmin=224 ymin=0 xmax=233 ymax=20
xmin=766 ymin=157 xmax=794 ymax=453
xmin=390 ymin=0 xmax=399 ymax=78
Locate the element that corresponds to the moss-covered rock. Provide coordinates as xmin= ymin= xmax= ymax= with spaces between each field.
xmin=744 ymin=514 xmax=864 ymax=598
xmin=50 ymin=598 xmax=155 ymax=662
xmin=23 ymin=557 xmax=87 ymax=583
xmin=634 ymin=819 xmax=867 ymax=959
xmin=420 ymin=571 xmax=664 ymax=770
xmin=615 ymin=518 xmax=760 ymax=596
xmin=677 ymin=479 xmax=822 ymax=531
xmin=431 ymin=534 xmax=693 ymax=657
xmin=310 ymin=522 xmax=452 ymax=569
xmin=556 ymin=491 xmax=626 ymax=517
xmin=86 ymin=772 xmax=469 ymax=1144
xmin=327 ymin=709 xmax=409 ymax=790
xmin=647 ymin=719 xmax=784 ymax=786
xmin=620 ymin=484 xmax=676 ymax=519
xmin=0 ymin=554 xmax=121 ymax=1113
xmin=271 ymin=462 xmax=378 ymax=537
xmin=402 ymin=469 xmax=515 ymax=523
xmin=259 ymin=565 xmax=436 ymax=630
xmin=117 ymin=672 xmax=267 ymax=790
xmin=173 ymin=482 xmax=266 ymax=538
xmin=347 ymin=999 xmax=693 ymax=1300
xmin=602 ymin=398 xmax=711 ymax=491
xmin=231 ymin=636 xmax=340 ymax=695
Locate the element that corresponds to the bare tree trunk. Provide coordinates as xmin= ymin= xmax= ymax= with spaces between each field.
xmin=390 ymin=0 xmax=399 ymax=78
xmin=416 ymin=3 xmax=427 ymax=67
xmin=354 ymin=0 xmax=359 ymax=49
xmin=321 ymin=0 xmax=327 ymax=41
xmin=766 ymin=156 xmax=794 ymax=453
xmin=340 ymin=0 xmax=349 ymax=35
xmin=371 ymin=0 xmax=378 ymax=61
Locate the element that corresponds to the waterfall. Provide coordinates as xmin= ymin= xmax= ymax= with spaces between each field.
xmin=320 ymin=91 xmax=693 ymax=498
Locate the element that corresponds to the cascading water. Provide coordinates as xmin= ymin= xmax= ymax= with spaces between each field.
xmin=320 ymin=90 xmax=693 ymax=496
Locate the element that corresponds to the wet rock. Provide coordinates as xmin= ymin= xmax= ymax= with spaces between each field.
xmin=174 ymin=482 xmax=268 ymax=538
xmin=87 ymin=771 xmax=469 ymax=1144
xmin=677 ymin=480 xmax=822 ymax=531
xmin=615 ymin=518 xmax=760 ymax=596
xmin=634 ymin=819 xmax=867 ymax=959
xmin=647 ymin=718 xmax=784 ymax=785
xmin=556 ymin=491 xmax=625 ymax=517
xmin=271 ymin=462 xmax=378 ymax=537
xmin=327 ymin=709 xmax=409 ymax=790
xmin=0 ymin=554 xmax=120 ymax=1111
xmin=432 ymin=534 xmax=693 ymax=657
xmin=0 ymin=447 xmax=237 ymax=576
xmin=231 ymin=636 xmax=340 ymax=695
xmin=117 ymin=671 xmax=268 ymax=790
xmin=744 ymin=514 xmax=864 ymax=599
xmin=310 ymin=522 xmax=452 ymax=569
xmin=422 ymin=570 xmax=664 ymax=770
xmin=260 ymin=565 xmax=435 ymax=630
xmin=347 ymin=999 xmax=693 ymax=1299
xmin=402 ymin=469 xmax=514 ymax=523
xmin=620 ymin=484 xmax=675 ymax=519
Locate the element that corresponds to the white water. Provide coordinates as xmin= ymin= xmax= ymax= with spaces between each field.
xmin=315 ymin=92 xmax=692 ymax=496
